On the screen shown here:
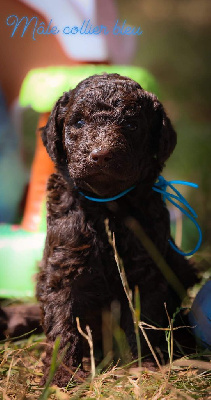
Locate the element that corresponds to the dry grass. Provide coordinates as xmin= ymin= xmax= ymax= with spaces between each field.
xmin=0 ymin=335 xmax=211 ymax=400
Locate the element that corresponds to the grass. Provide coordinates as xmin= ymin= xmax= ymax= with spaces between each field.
xmin=0 ymin=220 xmax=211 ymax=399
xmin=0 ymin=335 xmax=211 ymax=399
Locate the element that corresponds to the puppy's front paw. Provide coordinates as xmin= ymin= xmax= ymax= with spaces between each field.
xmin=40 ymin=365 xmax=89 ymax=388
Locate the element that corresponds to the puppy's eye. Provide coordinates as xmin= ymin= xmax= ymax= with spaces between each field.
xmin=123 ymin=121 xmax=138 ymax=131
xmin=74 ymin=119 xmax=85 ymax=128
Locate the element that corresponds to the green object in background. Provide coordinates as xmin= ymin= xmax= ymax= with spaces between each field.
xmin=20 ymin=65 xmax=160 ymax=112
xmin=0 ymin=224 xmax=45 ymax=298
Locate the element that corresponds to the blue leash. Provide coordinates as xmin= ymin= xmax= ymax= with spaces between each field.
xmin=78 ymin=175 xmax=202 ymax=257
xmin=152 ymin=176 xmax=202 ymax=257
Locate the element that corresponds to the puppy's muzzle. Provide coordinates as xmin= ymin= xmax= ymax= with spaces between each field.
xmin=90 ymin=148 xmax=113 ymax=167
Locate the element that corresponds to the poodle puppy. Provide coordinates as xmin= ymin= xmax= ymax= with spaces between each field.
xmin=37 ymin=73 xmax=197 ymax=386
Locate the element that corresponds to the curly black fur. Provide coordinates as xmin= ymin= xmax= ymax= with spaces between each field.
xmin=37 ymin=73 xmax=197 ymax=387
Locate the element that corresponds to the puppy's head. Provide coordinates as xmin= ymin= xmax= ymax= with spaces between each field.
xmin=42 ymin=73 xmax=176 ymax=197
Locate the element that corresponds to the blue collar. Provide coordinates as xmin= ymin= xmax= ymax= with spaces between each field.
xmin=78 ymin=175 xmax=202 ymax=257
xmin=78 ymin=185 xmax=135 ymax=202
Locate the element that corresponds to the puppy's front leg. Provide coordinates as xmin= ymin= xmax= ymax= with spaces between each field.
xmin=37 ymin=261 xmax=89 ymax=387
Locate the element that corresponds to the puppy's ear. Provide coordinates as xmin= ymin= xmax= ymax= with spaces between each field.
xmin=41 ymin=91 xmax=71 ymax=169
xmin=147 ymin=93 xmax=177 ymax=166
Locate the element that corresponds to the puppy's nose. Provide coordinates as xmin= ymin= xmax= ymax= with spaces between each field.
xmin=90 ymin=148 xmax=113 ymax=166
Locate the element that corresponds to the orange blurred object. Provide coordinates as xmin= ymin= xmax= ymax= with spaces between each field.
xmin=21 ymin=112 xmax=54 ymax=231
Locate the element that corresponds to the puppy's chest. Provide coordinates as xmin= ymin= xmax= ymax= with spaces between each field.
xmin=91 ymin=201 xmax=170 ymax=280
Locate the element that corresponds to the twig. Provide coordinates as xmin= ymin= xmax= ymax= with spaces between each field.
xmin=6 ymin=355 xmax=14 ymax=393
xmin=137 ymin=322 xmax=163 ymax=375
xmin=138 ymin=321 xmax=191 ymax=331
xmin=164 ymin=303 xmax=174 ymax=379
xmin=152 ymin=382 xmax=168 ymax=400
xmin=172 ymin=359 xmax=211 ymax=370
xmin=76 ymin=317 xmax=95 ymax=379
xmin=105 ymin=219 xmax=164 ymax=376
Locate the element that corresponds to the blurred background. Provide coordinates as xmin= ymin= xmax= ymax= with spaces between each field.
xmin=0 ymin=0 xmax=210 ymax=300
xmin=117 ymin=0 xmax=211 ymax=269
xmin=117 ymin=0 xmax=211 ymax=250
